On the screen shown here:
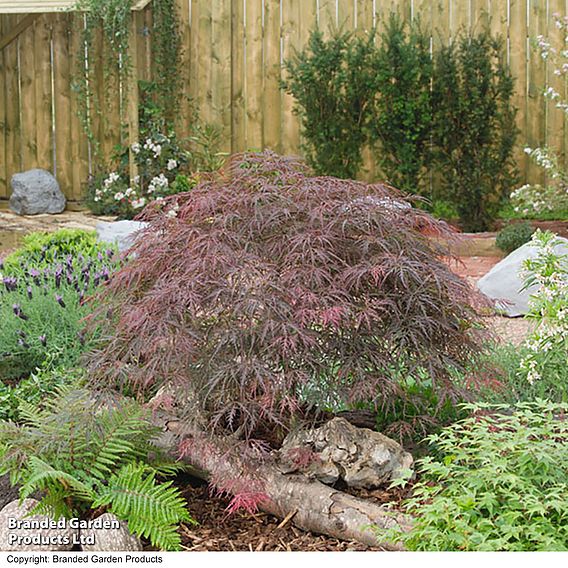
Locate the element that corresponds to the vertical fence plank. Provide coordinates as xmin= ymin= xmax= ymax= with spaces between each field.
xmin=177 ymin=0 xmax=192 ymax=139
xmin=281 ymin=0 xmax=301 ymax=154
xmin=487 ymin=0 xmax=504 ymax=39
xmin=432 ymin=0 xmax=451 ymax=48
xmin=451 ymin=0 xmax=470 ymax=36
xmin=34 ymin=16 xmax=53 ymax=173
xmin=509 ymin=0 xmax=528 ymax=184
xmin=52 ymin=13 xmax=73 ymax=198
xmin=318 ymin=0 xmax=337 ymax=35
xmin=211 ymin=0 xmax=232 ymax=152
xmin=296 ymin=0 xmax=317 ymax=154
xmin=0 ymin=16 xmax=7 ymax=198
xmin=527 ymin=0 xmax=547 ymax=185
xmin=4 ymin=15 xmax=21 ymax=186
xmin=231 ymin=0 xmax=245 ymax=152
xmin=546 ymin=0 xmax=565 ymax=168
xmin=263 ymin=0 xmax=282 ymax=152
xmin=338 ymin=0 xmax=355 ymax=29
xmin=69 ymin=12 xmax=89 ymax=200
xmin=196 ymin=0 xmax=213 ymax=125
xmin=244 ymin=0 xmax=263 ymax=150
xmin=375 ymin=1 xmax=399 ymax=36
xmin=355 ymin=0 xmax=374 ymax=32
xmin=19 ymin=22 xmax=38 ymax=169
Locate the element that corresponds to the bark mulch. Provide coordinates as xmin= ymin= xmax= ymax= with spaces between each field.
xmin=174 ymin=479 xmax=410 ymax=552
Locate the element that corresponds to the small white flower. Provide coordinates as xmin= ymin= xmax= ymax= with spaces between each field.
xmin=167 ymin=159 xmax=178 ymax=171
xmin=131 ymin=142 xmax=141 ymax=154
xmin=131 ymin=197 xmax=147 ymax=209
xmin=114 ymin=192 xmax=125 ymax=201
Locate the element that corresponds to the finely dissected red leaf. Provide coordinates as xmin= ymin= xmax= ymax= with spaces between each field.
xmin=89 ymin=151 xmax=486 ymax=440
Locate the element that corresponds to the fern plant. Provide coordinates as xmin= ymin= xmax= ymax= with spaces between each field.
xmin=0 ymin=387 xmax=194 ymax=551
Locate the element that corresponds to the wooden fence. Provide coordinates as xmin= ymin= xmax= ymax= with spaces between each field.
xmin=0 ymin=0 xmax=567 ymax=205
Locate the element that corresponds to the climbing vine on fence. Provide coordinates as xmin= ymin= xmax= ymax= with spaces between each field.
xmin=72 ymin=0 xmax=182 ymax=163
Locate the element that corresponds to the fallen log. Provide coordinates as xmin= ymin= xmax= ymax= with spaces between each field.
xmin=154 ymin=414 xmax=412 ymax=550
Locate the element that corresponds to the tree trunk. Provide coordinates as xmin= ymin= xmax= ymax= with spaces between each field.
xmin=155 ymin=414 xmax=412 ymax=550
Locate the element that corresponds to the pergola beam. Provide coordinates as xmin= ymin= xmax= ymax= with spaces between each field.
xmin=0 ymin=1 xmax=152 ymax=14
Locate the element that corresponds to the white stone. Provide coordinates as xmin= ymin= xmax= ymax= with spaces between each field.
xmin=95 ymin=220 xmax=149 ymax=252
xmin=477 ymin=237 xmax=568 ymax=317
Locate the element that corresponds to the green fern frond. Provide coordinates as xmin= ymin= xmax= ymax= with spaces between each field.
xmin=79 ymin=403 xmax=156 ymax=479
xmin=22 ymin=456 xmax=96 ymax=504
xmin=28 ymin=487 xmax=75 ymax=520
xmin=93 ymin=463 xmax=194 ymax=551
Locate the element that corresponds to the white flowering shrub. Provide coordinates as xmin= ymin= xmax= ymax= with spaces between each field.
xmin=518 ymin=230 xmax=568 ymax=397
xmin=87 ymin=132 xmax=197 ymax=219
xmin=510 ymin=17 xmax=568 ymax=218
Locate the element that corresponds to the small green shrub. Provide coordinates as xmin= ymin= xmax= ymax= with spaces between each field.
xmin=282 ymin=29 xmax=378 ymax=179
xmin=1 ymin=229 xmax=110 ymax=275
xmin=496 ymin=221 xmax=535 ymax=254
xmin=381 ymin=400 xmax=568 ymax=551
xmin=432 ymin=31 xmax=518 ymax=231
xmin=0 ymin=387 xmax=194 ymax=550
xmin=373 ymin=15 xmax=433 ymax=194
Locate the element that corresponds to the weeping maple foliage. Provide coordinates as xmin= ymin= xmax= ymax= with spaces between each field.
xmin=88 ymin=151 xmax=485 ymax=439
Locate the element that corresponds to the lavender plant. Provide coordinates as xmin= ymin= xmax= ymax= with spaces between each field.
xmin=0 ymin=237 xmax=120 ymax=380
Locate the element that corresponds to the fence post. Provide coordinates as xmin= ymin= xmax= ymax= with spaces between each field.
xmin=128 ymin=12 xmax=139 ymax=184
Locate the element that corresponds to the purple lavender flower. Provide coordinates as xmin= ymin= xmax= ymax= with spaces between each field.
xmin=27 ymin=286 xmax=33 ymax=300
xmin=55 ymin=294 xmax=66 ymax=308
xmin=39 ymin=335 xmax=47 ymax=347
xmin=3 ymin=277 xmax=18 ymax=292
xmin=17 ymin=338 xmax=30 ymax=349
xmin=12 ymin=304 xmax=28 ymax=320
xmin=29 ymin=268 xmax=41 ymax=286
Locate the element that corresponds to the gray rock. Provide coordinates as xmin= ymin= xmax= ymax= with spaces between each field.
xmin=80 ymin=513 xmax=142 ymax=552
xmin=278 ymin=417 xmax=414 ymax=489
xmin=9 ymin=169 xmax=66 ymax=215
xmin=477 ymin=237 xmax=568 ymax=317
xmin=0 ymin=498 xmax=76 ymax=551
xmin=95 ymin=220 xmax=149 ymax=253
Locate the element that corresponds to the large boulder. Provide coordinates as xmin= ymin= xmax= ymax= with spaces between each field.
xmin=80 ymin=513 xmax=142 ymax=552
xmin=0 ymin=499 xmax=76 ymax=551
xmin=96 ymin=220 xmax=149 ymax=253
xmin=477 ymin=237 xmax=568 ymax=317
xmin=278 ymin=417 xmax=413 ymax=489
xmin=9 ymin=169 xmax=66 ymax=215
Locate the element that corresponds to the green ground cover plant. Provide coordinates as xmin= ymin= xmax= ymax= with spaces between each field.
xmin=380 ymin=400 xmax=568 ymax=551
xmin=0 ymin=387 xmax=193 ymax=551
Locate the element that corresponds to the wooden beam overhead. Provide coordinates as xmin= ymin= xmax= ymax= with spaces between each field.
xmin=0 ymin=1 xmax=152 ymax=14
